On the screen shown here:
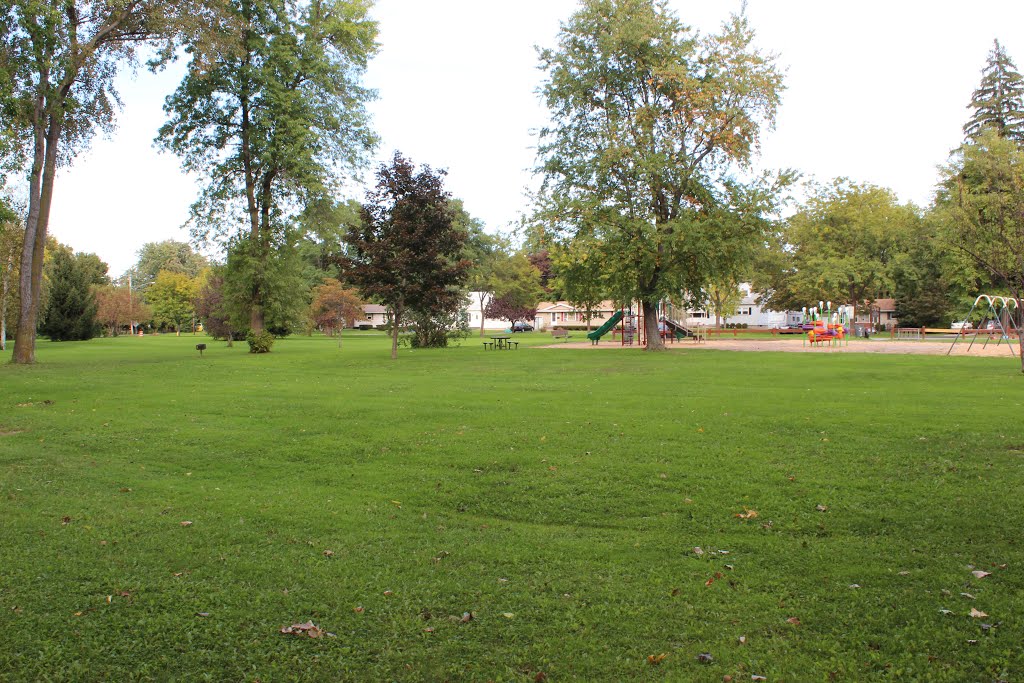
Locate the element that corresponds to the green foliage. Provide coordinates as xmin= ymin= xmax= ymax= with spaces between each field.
xmin=964 ymin=39 xmax=1024 ymax=144
xmin=772 ymin=180 xmax=921 ymax=321
xmin=536 ymin=0 xmax=787 ymax=347
xmin=159 ymin=0 xmax=379 ymax=333
xmin=130 ymin=240 xmax=209 ymax=297
xmin=148 ymin=270 xmax=197 ymax=334
xmin=222 ymin=237 xmax=308 ymax=338
xmin=936 ymin=130 xmax=1024 ymax=369
xmin=245 ymin=330 xmax=274 ymax=353
xmin=38 ymin=250 xmax=99 ymax=341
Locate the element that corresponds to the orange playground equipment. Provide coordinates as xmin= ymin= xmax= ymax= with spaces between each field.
xmin=802 ymin=301 xmax=851 ymax=348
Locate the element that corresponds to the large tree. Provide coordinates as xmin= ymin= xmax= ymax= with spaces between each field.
xmin=39 ymin=248 xmax=104 ymax=341
xmin=148 ymin=269 xmax=197 ymax=335
xmin=309 ymin=277 xmax=363 ymax=336
xmin=774 ymin=180 xmax=919 ymax=326
xmin=1 ymin=202 xmax=22 ymax=350
xmin=129 ymin=240 xmax=209 ymax=297
xmin=964 ymin=39 xmax=1024 ymax=144
xmin=344 ymin=152 xmax=470 ymax=359
xmin=159 ymin=0 xmax=378 ymax=335
xmin=536 ymin=0 xmax=786 ymax=349
xmin=937 ymin=130 xmax=1024 ymax=371
xmin=1 ymin=0 xmax=215 ymax=363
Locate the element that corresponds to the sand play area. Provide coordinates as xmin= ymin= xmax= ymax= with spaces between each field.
xmin=546 ymin=336 xmax=1021 ymax=358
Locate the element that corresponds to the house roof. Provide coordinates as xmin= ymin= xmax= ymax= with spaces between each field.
xmin=872 ymin=298 xmax=896 ymax=312
xmin=536 ymin=300 xmax=617 ymax=313
xmin=362 ymin=304 xmax=388 ymax=315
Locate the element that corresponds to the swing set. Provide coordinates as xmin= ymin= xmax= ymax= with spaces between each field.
xmin=946 ymin=294 xmax=1021 ymax=356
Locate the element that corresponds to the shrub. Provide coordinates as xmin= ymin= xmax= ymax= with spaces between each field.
xmin=246 ymin=331 xmax=275 ymax=354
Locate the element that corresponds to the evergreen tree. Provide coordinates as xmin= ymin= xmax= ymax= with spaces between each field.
xmin=964 ymin=39 xmax=1024 ymax=144
xmin=39 ymin=251 xmax=99 ymax=342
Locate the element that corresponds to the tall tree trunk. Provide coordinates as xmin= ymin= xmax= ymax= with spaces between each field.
xmin=14 ymin=113 xmax=62 ymax=364
xmin=1 ymin=246 xmax=11 ymax=351
xmin=477 ymin=291 xmax=487 ymax=337
xmin=390 ymin=304 xmax=401 ymax=360
xmin=643 ymin=298 xmax=664 ymax=350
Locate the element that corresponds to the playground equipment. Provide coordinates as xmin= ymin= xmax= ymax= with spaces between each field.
xmin=586 ymin=310 xmax=624 ymax=344
xmin=946 ymin=295 xmax=1020 ymax=356
xmin=801 ymin=301 xmax=851 ymax=348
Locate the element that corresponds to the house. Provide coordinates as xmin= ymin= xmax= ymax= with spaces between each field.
xmin=465 ymin=292 xmax=516 ymax=331
xmin=684 ymin=284 xmax=799 ymax=328
xmin=534 ymin=300 xmax=619 ymax=330
xmin=353 ymin=304 xmax=389 ymax=329
xmin=862 ymin=298 xmax=897 ymax=331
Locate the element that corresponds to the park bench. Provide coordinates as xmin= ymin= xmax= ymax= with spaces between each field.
xmin=551 ymin=328 xmax=571 ymax=341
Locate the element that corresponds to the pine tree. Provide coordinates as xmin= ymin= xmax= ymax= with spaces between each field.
xmin=39 ymin=251 xmax=99 ymax=342
xmin=964 ymin=39 xmax=1024 ymax=143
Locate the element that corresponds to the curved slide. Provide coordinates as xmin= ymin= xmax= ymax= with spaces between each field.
xmin=587 ymin=310 xmax=625 ymax=342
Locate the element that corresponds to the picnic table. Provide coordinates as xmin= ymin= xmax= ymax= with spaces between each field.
xmin=486 ymin=335 xmax=517 ymax=350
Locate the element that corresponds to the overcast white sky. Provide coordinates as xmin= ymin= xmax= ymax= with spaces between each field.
xmin=40 ymin=0 xmax=1024 ymax=277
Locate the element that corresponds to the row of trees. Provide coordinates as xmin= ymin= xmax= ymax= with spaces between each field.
xmin=530 ymin=5 xmax=1024 ymax=370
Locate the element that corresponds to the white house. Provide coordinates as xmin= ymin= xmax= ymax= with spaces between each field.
xmin=465 ymin=292 xmax=515 ymax=331
xmin=684 ymin=284 xmax=801 ymax=328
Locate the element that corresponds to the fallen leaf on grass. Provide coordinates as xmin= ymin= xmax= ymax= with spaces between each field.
xmin=815 ymin=505 xmax=828 ymax=512
xmin=423 ymin=627 xmax=434 ymax=633
xmin=646 ymin=653 xmax=668 ymax=665
xmin=180 ymin=521 xmax=193 ymax=527
xmin=696 ymin=652 xmax=713 ymax=663
xmin=390 ymin=500 xmax=402 ymax=508
xmin=383 ymin=590 xmax=393 ymax=596
xmin=353 ymin=606 xmax=364 ymax=614
xmin=693 ymin=546 xmax=704 ymax=557
xmin=939 ymin=609 xmax=953 ymax=615
xmin=195 ymin=612 xmax=210 ymax=617
xmin=534 ymin=673 xmax=547 ymax=683
xmin=501 ymin=612 xmax=515 ymax=619
xmin=61 ymin=516 xmax=71 ymax=526
xmin=738 ymin=635 xmax=747 ymax=644
xmin=970 ymin=608 xmax=988 ymax=618
xmin=786 ymin=617 xmax=801 ymax=625
xmin=280 ymin=621 xmax=331 ymax=638
xmin=734 ymin=508 xmax=758 ymax=520
xmin=460 ymin=611 xmax=474 ymax=623
xmin=322 ymin=550 xmax=334 ymax=557
xmin=971 ymin=571 xmax=991 ymax=579
xmin=960 ymin=593 xmax=975 ymax=600
xmin=898 ymin=571 xmax=910 ymax=576
xmin=752 ymin=676 xmax=767 ymax=681
xmin=119 ymin=487 xmax=132 ymax=493
xmin=848 ymin=584 xmax=861 ymax=589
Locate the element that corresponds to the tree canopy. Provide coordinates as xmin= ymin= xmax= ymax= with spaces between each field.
xmin=159 ymin=0 xmax=378 ymax=334
xmin=535 ymin=0 xmax=786 ymax=349
xmin=964 ymin=39 xmax=1024 ymax=144
xmin=344 ymin=152 xmax=470 ymax=359
xmin=1 ymin=0 xmax=217 ymax=363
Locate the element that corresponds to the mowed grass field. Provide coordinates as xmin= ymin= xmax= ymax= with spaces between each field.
xmin=1 ymin=332 xmax=1022 ymax=681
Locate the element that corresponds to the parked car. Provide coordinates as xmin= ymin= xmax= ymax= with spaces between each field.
xmin=512 ymin=321 xmax=534 ymax=332
xmin=950 ymin=320 xmax=973 ymax=330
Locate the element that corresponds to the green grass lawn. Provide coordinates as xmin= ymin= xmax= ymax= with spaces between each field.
xmin=1 ymin=333 xmax=1022 ymax=681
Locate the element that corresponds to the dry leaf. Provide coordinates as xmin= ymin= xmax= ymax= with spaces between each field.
xmin=738 ymin=635 xmax=747 ymax=644
xmin=705 ymin=576 xmax=715 ymax=587
xmin=423 ymin=627 xmax=434 ymax=633
xmin=280 ymin=621 xmax=323 ymax=638
xmin=786 ymin=617 xmax=801 ymax=625
xmin=696 ymin=652 xmax=713 ymax=663
xmin=61 ymin=516 xmax=71 ymax=525
xmin=939 ymin=609 xmax=953 ymax=615
xmin=971 ymin=570 xmax=991 ymax=579
xmin=752 ymin=676 xmax=767 ymax=681
xmin=105 ymin=595 xmax=112 ymax=604
xmin=815 ymin=504 xmax=828 ymax=512
xmin=383 ymin=590 xmax=393 ymax=596
xmin=196 ymin=612 xmax=210 ymax=617
xmin=322 ymin=550 xmax=334 ymax=557
xmin=961 ymin=593 xmax=975 ymax=600
xmin=501 ymin=612 xmax=515 ymax=619
xmin=180 ymin=521 xmax=193 ymax=527
xmin=534 ymin=673 xmax=547 ymax=683
xmin=647 ymin=653 xmax=668 ymax=665
xmin=970 ymin=607 xmax=988 ymax=618
xmin=849 ymin=584 xmax=861 ymax=589
xmin=119 ymin=487 xmax=132 ymax=493
xmin=460 ymin=611 xmax=474 ymax=623
xmin=693 ymin=546 xmax=704 ymax=557
xmin=734 ymin=508 xmax=758 ymax=520
xmin=898 ymin=571 xmax=910 ymax=576
xmin=353 ymin=606 xmax=364 ymax=614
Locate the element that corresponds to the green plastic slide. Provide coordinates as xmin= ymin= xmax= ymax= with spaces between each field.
xmin=587 ymin=310 xmax=624 ymax=341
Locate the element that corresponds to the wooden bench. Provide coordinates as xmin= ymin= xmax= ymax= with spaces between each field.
xmin=551 ymin=329 xmax=571 ymax=341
